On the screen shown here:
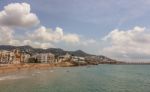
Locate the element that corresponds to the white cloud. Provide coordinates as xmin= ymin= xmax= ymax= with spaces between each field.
xmin=28 ymin=26 xmax=80 ymax=44
xmin=0 ymin=3 xmax=39 ymax=28
xmin=0 ymin=26 xmax=14 ymax=45
xmin=28 ymin=26 xmax=63 ymax=42
xmin=63 ymin=34 xmax=80 ymax=43
xmin=0 ymin=2 xmax=41 ymax=47
xmin=39 ymin=43 xmax=54 ymax=49
xmin=1 ymin=25 xmax=80 ymax=49
xmin=0 ymin=2 xmax=82 ymax=49
xmin=102 ymin=26 xmax=150 ymax=61
xmin=82 ymin=39 xmax=96 ymax=46
xmin=30 ymin=42 xmax=54 ymax=49
xmin=19 ymin=40 xmax=54 ymax=49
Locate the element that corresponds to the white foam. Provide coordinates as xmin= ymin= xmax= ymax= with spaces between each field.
xmin=50 ymin=70 xmax=54 ymax=73
xmin=0 ymin=75 xmax=27 ymax=81
xmin=36 ymin=72 xmax=41 ymax=74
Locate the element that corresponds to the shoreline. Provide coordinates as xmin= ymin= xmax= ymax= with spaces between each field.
xmin=0 ymin=63 xmax=150 ymax=74
xmin=0 ymin=63 xmax=77 ymax=74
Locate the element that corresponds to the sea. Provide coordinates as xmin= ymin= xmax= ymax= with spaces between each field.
xmin=0 ymin=65 xmax=150 ymax=92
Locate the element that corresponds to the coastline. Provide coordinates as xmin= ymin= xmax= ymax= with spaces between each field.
xmin=0 ymin=63 xmax=76 ymax=74
xmin=1 ymin=62 xmax=150 ymax=74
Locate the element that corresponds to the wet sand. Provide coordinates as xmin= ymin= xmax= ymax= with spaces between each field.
xmin=0 ymin=62 xmax=76 ymax=74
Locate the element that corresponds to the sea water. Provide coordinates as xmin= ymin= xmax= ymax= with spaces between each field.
xmin=0 ymin=65 xmax=150 ymax=92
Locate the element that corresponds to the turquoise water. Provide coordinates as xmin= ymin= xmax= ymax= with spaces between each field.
xmin=0 ymin=65 xmax=150 ymax=92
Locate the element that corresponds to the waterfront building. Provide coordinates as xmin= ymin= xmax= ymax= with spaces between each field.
xmin=72 ymin=56 xmax=85 ymax=63
xmin=12 ymin=49 xmax=21 ymax=64
xmin=58 ymin=53 xmax=72 ymax=62
xmin=34 ymin=53 xmax=55 ymax=64
xmin=0 ymin=50 xmax=11 ymax=64
xmin=21 ymin=52 xmax=31 ymax=63
xmin=0 ymin=49 xmax=31 ymax=64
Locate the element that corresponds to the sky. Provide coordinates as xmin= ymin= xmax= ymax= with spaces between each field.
xmin=0 ymin=0 xmax=150 ymax=62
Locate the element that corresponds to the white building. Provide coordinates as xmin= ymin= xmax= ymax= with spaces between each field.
xmin=58 ymin=53 xmax=72 ymax=63
xmin=34 ymin=53 xmax=55 ymax=64
xmin=21 ymin=53 xmax=31 ymax=63
xmin=0 ymin=50 xmax=11 ymax=64
xmin=0 ymin=49 xmax=31 ymax=64
xmin=72 ymin=56 xmax=85 ymax=63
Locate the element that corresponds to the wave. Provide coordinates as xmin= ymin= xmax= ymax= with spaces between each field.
xmin=0 ymin=75 xmax=27 ymax=81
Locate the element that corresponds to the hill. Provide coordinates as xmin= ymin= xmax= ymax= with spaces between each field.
xmin=0 ymin=45 xmax=91 ymax=57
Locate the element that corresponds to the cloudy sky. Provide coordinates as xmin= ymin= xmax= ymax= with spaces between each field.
xmin=0 ymin=0 xmax=150 ymax=62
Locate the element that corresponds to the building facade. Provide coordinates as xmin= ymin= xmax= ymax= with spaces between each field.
xmin=34 ymin=53 xmax=55 ymax=64
xmin=0 ymin=49 xmax=31 ymax=64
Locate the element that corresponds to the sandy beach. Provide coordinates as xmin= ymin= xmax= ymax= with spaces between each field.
xmin=0 ymin=62 xmax=76 ymax=74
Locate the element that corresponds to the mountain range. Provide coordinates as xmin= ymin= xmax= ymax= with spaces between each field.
xmin=0 ymin=45 xmax=126 ymax=64
xmin=0 ymin=45 xmax=92 ymax=57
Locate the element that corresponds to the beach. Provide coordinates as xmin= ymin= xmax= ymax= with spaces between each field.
xmin=0 ymin=62 xmax=77 ymax=74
